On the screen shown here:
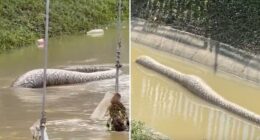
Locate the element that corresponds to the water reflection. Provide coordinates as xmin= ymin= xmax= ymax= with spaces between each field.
xmin=136 ymin=73 xmax=260 ymax=139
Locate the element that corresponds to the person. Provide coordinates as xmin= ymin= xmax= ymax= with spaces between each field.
xmin=107 ymin=93 xmax=129 ymax=131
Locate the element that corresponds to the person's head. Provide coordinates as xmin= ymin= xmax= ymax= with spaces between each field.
xmin=111 ymin=93 xmax=121 ymax=104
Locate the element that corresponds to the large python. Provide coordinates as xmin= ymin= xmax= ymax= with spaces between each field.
xmin=12 ymin=65 xmax=119 ymax=88
xmin=136 ymin=55 xmax=260 ymax=125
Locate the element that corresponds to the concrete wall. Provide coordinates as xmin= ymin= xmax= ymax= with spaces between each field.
xmin=132 ymin=18 xmax=260 ymax=84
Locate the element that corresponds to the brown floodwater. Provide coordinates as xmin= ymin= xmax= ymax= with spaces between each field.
xmin=0 ymin=25 xmax=129 ymax=140
xmin=131 ymin=42 xmax=260 ymax=140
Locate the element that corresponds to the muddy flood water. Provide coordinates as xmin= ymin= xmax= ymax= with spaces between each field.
xmin=0 ymin=25 xmax=129 ymax=140
xmin=132 ymin=42 xmax=260 ymax=140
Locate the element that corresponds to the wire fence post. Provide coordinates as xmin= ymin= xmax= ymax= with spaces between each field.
xmin=40 ymin=0 xmax=50 ymax=139
xmin=115 ymin=0 xmax=122 ymax=93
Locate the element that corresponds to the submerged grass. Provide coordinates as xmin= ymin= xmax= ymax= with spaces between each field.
xmin=0 ymin=0 xmax=129 ymax=53
xmin=131 ymin=121 xmax=151 ymax=140
xmin=131 ymin=120 xmax=170 ymax=140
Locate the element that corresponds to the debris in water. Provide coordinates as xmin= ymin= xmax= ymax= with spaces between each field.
xmin=87 ymin=29 xmax=104 ymax=37
xmin=37 ymin=38 xmax=45 ymax=48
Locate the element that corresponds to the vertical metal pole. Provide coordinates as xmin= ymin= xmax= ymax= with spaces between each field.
xmin=115 ymin=0 xmax=122 ymax=93
xmin=41 ymin=0 xmax=49 ymax=139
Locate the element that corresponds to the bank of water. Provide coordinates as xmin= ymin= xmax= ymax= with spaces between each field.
xmin=0 ymin=26 xmax=129 ymax=139
xmin=132 ymin=42 xmax=260 ymax=140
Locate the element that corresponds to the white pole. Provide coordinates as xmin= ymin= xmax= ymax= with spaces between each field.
xmin=115 ymin=0 xmax=122 ymax=93
xmin=41 ymin=0 xmax=50 ymax=139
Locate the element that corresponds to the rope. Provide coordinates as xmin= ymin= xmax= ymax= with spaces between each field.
xmin=40 ymin=0 xmax=50 ymax=139
xmin=115 ymin=0 xmax=122 ymax=93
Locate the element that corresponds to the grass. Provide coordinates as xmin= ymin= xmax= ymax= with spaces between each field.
xmin=0 ymin=0 xmax=129 ymax=54
xmin=131 ymin=121 xmax=151 ymax=140
xmin=131 ymin=120 xmax=170 ymax=140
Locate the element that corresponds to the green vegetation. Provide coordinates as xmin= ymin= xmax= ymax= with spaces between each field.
xmin=131 ymin=121 xmax=151 ymax=140
xmin=0 ymin=0 xmax=129 ymax=53
xmin=132 ymin=0 xmax=260 ymax=54
xmin=131 ymin=120 xmax=169 ymax=140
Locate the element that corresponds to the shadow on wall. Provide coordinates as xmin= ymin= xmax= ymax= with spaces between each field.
xmin=138 ymin=75 xmax=260 ymax=140
xmin=131 ymin=18 xmax=260 ymax=83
